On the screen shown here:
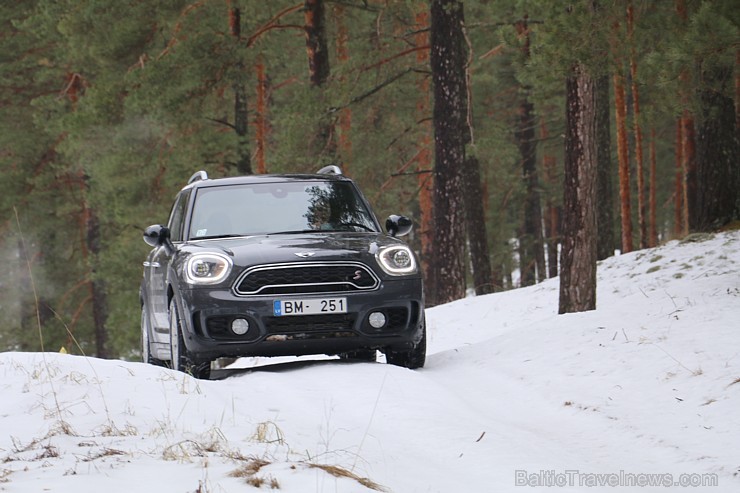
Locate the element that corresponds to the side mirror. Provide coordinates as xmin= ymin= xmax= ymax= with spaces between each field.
xmin=385 ymin=215 xmax=413 ymax=237
xmin=143 ymin=224 xmax=170 ymax=248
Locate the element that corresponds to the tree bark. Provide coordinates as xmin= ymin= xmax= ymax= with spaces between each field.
xmin=429 ymin=0 xmax=467 ymax=305
xmin=515 ymin=18 xmax=545 ymax=285
xmin=304 ymin=0 xmax=330 ymax=87
xmin=304 ymin=0 xmax=335 ymax=162
xmin=540 ymin=119 xmax=560 ymax=278
xmin=559 ymin=65 xmax=598 ymax=314
xmin=86 ymin=206 xmax=109 ymax=358
xmin=649 ymin=128 xmax=658 ymax=246
xmin=627 ymin=1 xmax=647 ymax=249
xmin=231 ymin=7 xmax=251 ymax=174
xmin=676 ymin=0 xmax=697 ymax=232
xmin=674 ymin=120 xmax=685 ymax=236
xmin=463 ymin=156 xmax=493 ymax=295
xmin=255 ymin=56 xmax=268 ymax=174
xmin=614 ymin=66 xmax=633 ymax=253
xmin=695 ymin=65 xmax=740 ymax=230
xmin=682 ymin=113 xmax=697 ymax=231
xmin=80 ymin=173 xmax=108 ymax=358
xmin=334 ymin=5 xmax=352 ymax=168
xmin=415 ymin=8 xmax=434 ymax=293
xmin=595 ymin=75 xmax=614 ymax=259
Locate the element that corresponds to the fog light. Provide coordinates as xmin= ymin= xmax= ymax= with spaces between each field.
xmin=231 ymin=318 xmax=250 ymax=335
xmin=368 ymin=312 xmax=387 ymax=329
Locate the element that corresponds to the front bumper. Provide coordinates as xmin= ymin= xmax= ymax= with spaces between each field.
xmin=175 ymin=277 xmax=424 ymax=361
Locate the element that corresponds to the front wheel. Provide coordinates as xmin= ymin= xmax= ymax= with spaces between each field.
xmin=169 ymin=299 xmax=211 ymax=379
xmin=385 ymin=317 xmax=426 ymax=369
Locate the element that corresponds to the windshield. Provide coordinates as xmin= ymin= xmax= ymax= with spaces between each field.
xmin=188 ymin=180 xmax=379 ymax=239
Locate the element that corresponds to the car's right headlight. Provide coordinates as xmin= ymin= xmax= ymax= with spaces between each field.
xmin=376 ymin=245 xmax=417 ymax=276
xmin=184 ymin=253 xmax=233 ymax=285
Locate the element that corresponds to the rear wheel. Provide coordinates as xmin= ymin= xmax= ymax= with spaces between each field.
xmin=385 ymin=317 xmax=426 ymax=369
xmin=338 ymin=349 xmax=376 ymax=362
xmin=141 ymin=304 xmax=165 ymax=366
xmin=169 ymin=299 xmax=211 ymax=379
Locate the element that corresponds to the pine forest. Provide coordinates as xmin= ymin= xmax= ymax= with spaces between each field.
xmin=1 ymin=0 xmax=738 ymax=359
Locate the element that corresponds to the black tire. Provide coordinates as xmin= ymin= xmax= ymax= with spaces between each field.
xmin=169 ymin=299 xmax=211 ymax=379
xmin=385 ymin=317 xmax=426 ymax=369
xmin=338 ymin=349 xmax=377 ymax=362
xmin=141 ymin=304 xmax=166 ymax=367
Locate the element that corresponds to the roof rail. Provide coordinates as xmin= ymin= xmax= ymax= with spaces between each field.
xmin=317 ymin=165 xmax=342 ymax=175
xmin=188 ymin=170 xmax=208 ymax=184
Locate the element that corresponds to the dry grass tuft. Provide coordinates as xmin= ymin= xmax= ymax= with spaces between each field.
xmin=230 ymin=458 xmax=280 ymax=489
xmin=83 ymin=448 xmax=126 ymax=462
xmin=309 ymin=463 xmax=387 ymax=492
xmin=229 ymin=458 xmax=271 ymax=478
xmin=251 ymin=421 xmax=285 ymax=445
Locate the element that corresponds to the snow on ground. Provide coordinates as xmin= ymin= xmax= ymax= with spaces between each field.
xmin=1 ymin=230 xmax=739 ymax=492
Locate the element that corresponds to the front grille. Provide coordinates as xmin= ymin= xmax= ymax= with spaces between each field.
xmin=264 ymin=313 xmax=357 ymax=334
xmin=234 ymin=262 xmax=379 ymax=296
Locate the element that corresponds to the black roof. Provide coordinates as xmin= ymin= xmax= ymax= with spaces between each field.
xmin=182 ymin=172 xmax=351 ymax=191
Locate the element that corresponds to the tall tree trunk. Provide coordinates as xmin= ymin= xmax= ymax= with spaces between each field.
xmin=429 ymin=0 xmax=467 ymax=305
xmin=614 ymin=64 xmax=633 ymax=253
xmin=304 ymin=0 xmax=334 ymax=162
xmin=463 ymin=156 xmax=493 ymax=295
xmin=627 ymin=1 xmax=647 ymax=249
xmin=696 ymin=65 xmax=740 ymax=230
xmin=540 ymin=119 xmax=560 ymax=278
xmin=676 ymin=0 xmax=697 ymax=231
xmin=674 ymin=120 xmax=685 ymax=236
xmin=595 ymin=75 xmax=615 ymax=260
xmin=334 ymin=4 xmax=352 ymax=168
xmin=559 ymin=64 xmax=598 ymax=314
xmin=86 ymin=206 xmax=109 ymax=358
xmin=81 ymin=173 xmax=108 ymax=358
xmin=415 ymin=8 xmax=434 ymax=292
xmin=649 ymin=128 xmax=658 ymax=246
xmin=230 ymin=7 xmax=251 ymax=174
xmin=515 ymin=18 xmax=544 ymax=285
xmin=681 ymin=113 xmax=697 ymax=231
xmin=304 ymin=0 xmax=330 ymax=87
xmin=255 ymin=56 xmax=268 ymax=174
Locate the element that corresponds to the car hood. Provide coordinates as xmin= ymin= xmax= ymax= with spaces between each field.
xmin=180 ymin=232 xmax=404 ymax=269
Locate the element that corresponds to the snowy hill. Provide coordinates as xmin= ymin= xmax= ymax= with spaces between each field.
xmin=1 ymin=231 xmax=739 ymax=492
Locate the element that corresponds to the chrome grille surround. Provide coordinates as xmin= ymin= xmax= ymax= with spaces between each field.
xmin=233 ymin=261 xmax=380 ymax=296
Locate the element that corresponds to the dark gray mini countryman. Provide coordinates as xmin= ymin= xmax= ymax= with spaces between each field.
xmin=140 ymin=166 xmax=425 ymax=378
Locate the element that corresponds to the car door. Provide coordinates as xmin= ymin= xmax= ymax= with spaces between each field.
xmin=147 ymin=190 xmax=190 ymax=328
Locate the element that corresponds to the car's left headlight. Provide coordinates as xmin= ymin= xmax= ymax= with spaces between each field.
xmin=376 ymin=245 xmax=417 ymax=276
xmin=184 ymin=253 xmax=233 ymax=285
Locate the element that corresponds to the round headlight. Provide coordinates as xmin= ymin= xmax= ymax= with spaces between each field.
xmin=185 ymin=253 xmax=233 ymax=284
xmin=376 ymin=245 xmax=417 ymax=275
xmin=392 ymin=249 xmax=411 ymax=269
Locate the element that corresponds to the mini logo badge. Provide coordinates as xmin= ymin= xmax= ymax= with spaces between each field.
xmin=294 ymin=252 xmax=315 ymax=258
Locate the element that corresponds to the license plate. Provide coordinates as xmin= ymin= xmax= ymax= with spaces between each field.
xmin=273 ymin=298 xmax=347 ymax=316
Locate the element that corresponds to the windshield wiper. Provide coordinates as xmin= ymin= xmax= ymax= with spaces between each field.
xmin=267 ymin=229 xmax=319 ymax=235
xmin=192 ymin=234 xmax=245 ymax=240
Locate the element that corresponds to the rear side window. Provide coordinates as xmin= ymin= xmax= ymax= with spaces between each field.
xmin=167 ymin=190 xmax=191 ymax=242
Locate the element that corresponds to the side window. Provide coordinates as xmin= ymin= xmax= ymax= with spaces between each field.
xmin=167 ymin=190 xmax=191 ymax=242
